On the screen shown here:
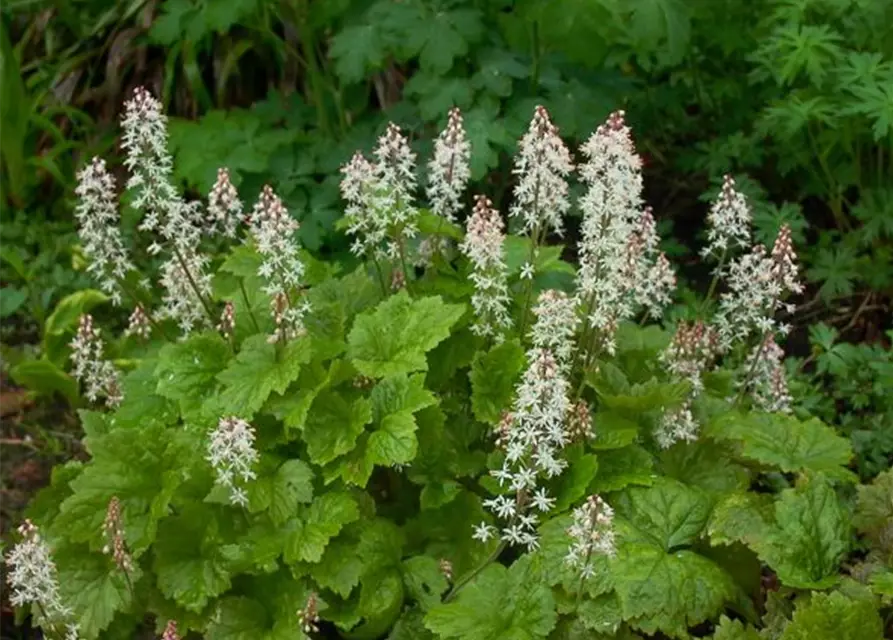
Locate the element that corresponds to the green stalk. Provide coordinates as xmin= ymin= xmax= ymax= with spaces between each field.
xmin=517 ymin=223 xmax=544 ymax=337
xmin=172 ymin=245 xmax=216 ymax=325
xmin=442 ymin=540 xmax=506 ymax=603
xmin=700 ymin=247 xmax=728 ymax=317
xmin=239 ymin=279 xmax=261 ymax=333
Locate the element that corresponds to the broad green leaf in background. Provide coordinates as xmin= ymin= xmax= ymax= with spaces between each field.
xmin=10 ymin=358 xmax=79 ymax=404
xmin=0 ymin=286 xmax=27 ymax=317
xmin=779 ymin=586 xmax=883 ymax=640
xmin=708 ymin=413 xmax=855 ymax=481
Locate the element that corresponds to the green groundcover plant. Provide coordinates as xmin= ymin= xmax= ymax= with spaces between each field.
xmin=5 ymin=89 xmax=891 ymax=640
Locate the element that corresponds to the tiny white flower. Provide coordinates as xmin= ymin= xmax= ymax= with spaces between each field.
xmin=472 ymin=522 xmax=496 ymax=543
xmin=531 ymin=487 xmax=555 ymax=512
xmin=520 ymin=262 xmax=535 ymax=280
xmin=701 ymin=174 xmax=752 ymax=259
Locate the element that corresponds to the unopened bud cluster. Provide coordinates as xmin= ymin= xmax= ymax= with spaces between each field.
xmin=125 ymin=304 xmax=151 ymax=340
xmin=102 ymin=497 xmax=132 ymax=572
xmin=207 ymin=168 xmax=243 ymax=238
xmin=297 ymin=592 xmax=320 ymax=634
xmin=161 ymin=620 xmax=180 ymax=640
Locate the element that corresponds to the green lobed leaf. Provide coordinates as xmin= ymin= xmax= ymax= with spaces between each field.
xmin=303 ymin=390 xmax=373 ymax=466
xmin=402 ymin=555 xmax=449 ymax=611
xmin=613 ymin=477 xmax=712 ymax=551
xmin=284 ymin=491 xmax=360 ymax=564
xmin=425 ymin=562 xmax=557 ymax=640
xmin=757 ymin=473 xmax=851 ymax=589
xmin=367 ymin=373 xmax=437 ymax=467
xmin=659 ymin=440 xmax=751 ymax=495
xmin=854 ymin=468 xmax=893 ymax=541
xmin=347 ymin=291 xmax=465 ymax=378
xmin=216 ymin=334 xmax=312 ymax=418
xmin=153 ymin=506 xmax=233 ymax=613
xmin=711 ymin=615 xmax=761 ymax=640
xmin=591 ymin=411 xmax=640 ymax=451
xmin=590 ymin=445 xmax=654 ymax=493
xmin=114 ymin=359 xmax=178 ymax=428
xmin=53 ymin=424 xmax=197 ymax=555
xmin=57 ymin=549 xmax=141 ymax=639
xmin=267 ymin=459 xmax=315 ymax=526
xmin=155 ymin=332 xmax=230 ymax=413
xmin=206 ymin=596 xmax=270 ymax=640
xmin=612 ymin=545 xmax=738 ymax=639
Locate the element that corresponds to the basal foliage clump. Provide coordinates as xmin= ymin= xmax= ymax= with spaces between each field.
xmin=6 ymin=89 xmax=890 ymax=640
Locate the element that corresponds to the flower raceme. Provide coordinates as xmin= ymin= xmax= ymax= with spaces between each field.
xmin=510 ymin=105 xmax=574 ymax=238
xmin=427 ymin=107 xmax=471 ymax=223
xmin=461 ymin=195 xmax=512 ymax=341
xmin=248 ymin=185 xmax=308 ymax=343
xmin=70 ymin=314 xmax=122 ymax=408
xmin=5 ymin=520 xmax=78 ymax=636
xmin=207 ymin=416 xmax=260 ymax=507
xmin=73 ymin=157 xmax=134 ymax=306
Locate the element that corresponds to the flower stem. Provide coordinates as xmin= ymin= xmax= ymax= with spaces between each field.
xmin=443 ymin=541 xmax=506 ymax=603
xmin=172 ymin=245 xmax=216 ymax=324
xmin=517 ymin=224 xmax=543 ymax=337
xmin=239 ymin=280 xmax=261 ymax=333
xmin=700 ymin=247 xmax=728 ymax=317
